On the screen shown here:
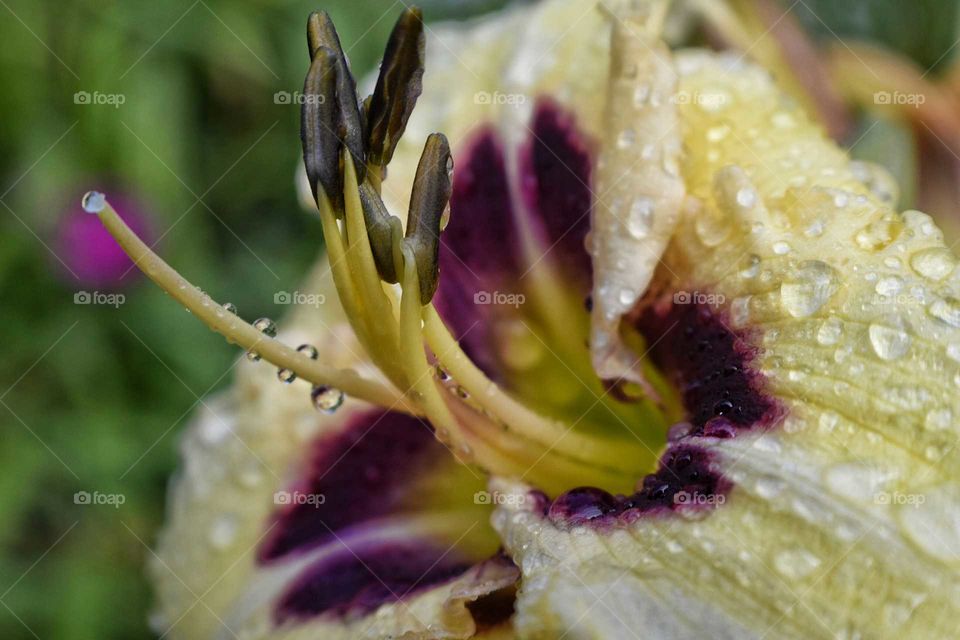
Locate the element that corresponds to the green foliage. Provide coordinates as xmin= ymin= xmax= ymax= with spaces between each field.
xmin=794 ymin=0 xmax=960 ymax=73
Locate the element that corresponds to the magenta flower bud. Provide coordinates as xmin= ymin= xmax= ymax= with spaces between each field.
xmin=55 ymin=189 xmax=152 ymax=288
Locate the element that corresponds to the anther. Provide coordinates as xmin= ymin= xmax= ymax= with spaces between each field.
xmin=405 ymin=133 xmax=452 ymax=304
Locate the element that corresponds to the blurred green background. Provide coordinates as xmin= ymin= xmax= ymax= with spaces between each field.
xmin=0 ymin=0 xmax=957 ymax=638
xmin=0 ymin=1 xmax=513 ymax=638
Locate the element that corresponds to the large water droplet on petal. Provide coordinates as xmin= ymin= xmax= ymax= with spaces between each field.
xmin=854 ymin=220 xmax=901 ymax=251
xmin=929 ymin=297 xmax=960 ymax=328
xmin=868 ymin=322 xmax=911 ymax=361
xmin=816 ymin=317 xmax=843 ymax=346
xmin=780 ymin=261 xmax=839 ymax=318
xmin=910 ymin=248 xmax=956 ymax=281
xmin=895 ymin=484 xmax=960 ymax=564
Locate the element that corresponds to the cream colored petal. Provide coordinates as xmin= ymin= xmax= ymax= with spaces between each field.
xmin=149 ymin=264 xmax=513 ymax=639
xmin=489 ymin=49 xmax=960 ymax=640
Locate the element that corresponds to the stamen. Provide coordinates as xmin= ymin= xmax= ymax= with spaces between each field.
xmin=305 ymin=11 xmax=366 ymax=190
xmin=365 ymin=7 xmax=425 ymax=171
xmin=405 ymin=133 xmax=452 ymax=304
xmin=421 ymin=307 xmax=650 ymax=472
xmin=91 ymin=195 xmax=415 ymax=413
xmin=341 ymin=158 xmax=407 ymax=382
xmin=301 ymin=47 xmax=342 ymax=209
xmin=358 ymin=182 xmax=402 ymax=283
xmin=314 ymin=186 xmax=407 ymax=387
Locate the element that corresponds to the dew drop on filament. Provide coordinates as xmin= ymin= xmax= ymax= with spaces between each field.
xmin=296 ymin=344 xmax=319 ymax=360
xmin=253 ymin=317 xmax=278 ymax=337
xmin=81 ymin=191 xmax=106 ymax=213
xmin=311 ymin=385 xmax=345 ymax=414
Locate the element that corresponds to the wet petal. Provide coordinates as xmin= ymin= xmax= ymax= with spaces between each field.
xmin=149 ymin=268 xmax=516 ymax=639
xmin=489 ymin=40 xmax=960 ymax=640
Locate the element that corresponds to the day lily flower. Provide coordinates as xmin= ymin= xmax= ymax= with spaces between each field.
xmin=88 ymin=0 xmax=960 ymax=638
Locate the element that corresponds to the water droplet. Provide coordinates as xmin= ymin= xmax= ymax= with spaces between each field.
xmin=947 ymin=343 xmax=960 ymax=363
xmin=277 ymin=368 xmax=297 ymax=384
xmin=311 ymin=385 xmax=344 ymax=413
xmin=817 ymin=317 xmax=843 ymax=345
xmin=910 ymin=248 xmax=956 ymax=281
xmin=874 ymin=276 xmax=903 ymax=298
xmin=253 ymin=317 xmax=277 ymax=337
xmin=740 ymin=254 xmax=761 ymax=279
xmin=773 ymin=549 xmax=821 ymax=581
xmin=754 ymin=476 xmax=785 ymax=499
xmin=855 ymin=220 xmax=901 ymax=251
xmin=868 ymin=322 xmax=911 ymax=360
xmin=222 ymin=302 xmax=238 ymax=315
xmin=929 ymin=297 xmax=960 ymax=328
xmin=771 ymin=111 xmax=796 ymax=128
xmin=894 ymin=483 xmax=960 ymax=563
xmin=818 ymin=411 xmax=839 ymax=433
xmin=445 ymin=156 xmax=454 ymax=176
xmin=706 ymin=124 xmax=730 ymax=142
xmin=245 ymin=350 xmax=261 ymax=362
xmin=825 ymin=462 xmax=894 ymax=501
xmin=616 ymin=128 xmax=636 ymax=149
xmin=632 ymin=83 xmax=650 ymax=106
xmin=208 ymin=514 xmax=238 ymax=550
xmin=618 ymin=288 xmax=636 ymax=307
xmin=780 ymin=261 xmax=839 ymax=318
xmin=435 ymin=365 xmax=451 ymax=382
xmin=694 ymin=211 xmax=731 ymax=247
xmin=627 ymin=197 xmax=654 ymax=238
xmin=772 ymin=241 xmax=791 ymax=255
xmin=729 ymin=296 xmax=751 ymax=327
xmin=455 ymin=386 xmax=470 ymax=399
xmin=81 ymin=191 xmax=106 ymax=213
xmin=925 ymin=408 xmax=953 ymax=432
xmin=735 ymin=187 xmax=757 ymax=208
xmin=296 ymin=344 xmax=318 ymax=359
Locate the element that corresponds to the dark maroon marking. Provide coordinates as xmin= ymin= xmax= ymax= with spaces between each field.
xmin=275 ymin=541 xmax=472 ymax=624
xmin=519 ymin=98 xmax=594 ymax=289
xmin=548 ymin=445 xmax=728 ymax=526
xmin=547 ymin=297 xmax=781 ymax=528
xmin=258 ymin=409 xmax=441 ymax=563
xmin=434 ymin=129 xmax=520 ymax=378
xmin=633 ymin=298 xmax=781 ymax=434
xmin=442 ymin=129 xmax=519 ymax=280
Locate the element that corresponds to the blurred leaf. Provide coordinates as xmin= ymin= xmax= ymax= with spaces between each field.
xmin=793 ymin=0 xmax=960 ymax=74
